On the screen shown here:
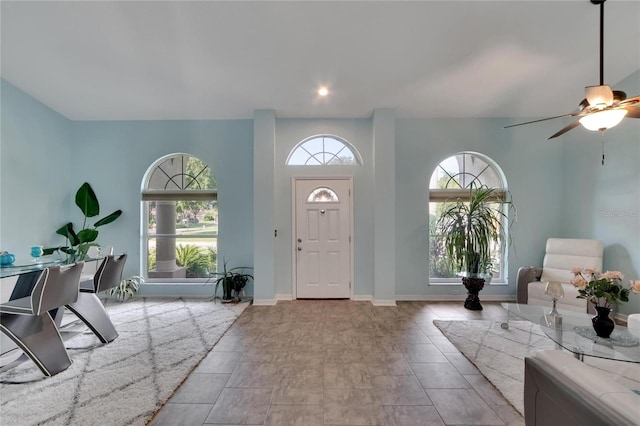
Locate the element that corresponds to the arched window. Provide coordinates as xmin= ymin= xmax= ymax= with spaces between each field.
xmin=287 ymin=135 xmax=362 ymax=165
xmin=142 ymin=153 xmax=217 ymax=281
xmin=307 ymin=187 xmax=339 ymax=202
xmin=428 ymin=152 xmax=508 ymax=283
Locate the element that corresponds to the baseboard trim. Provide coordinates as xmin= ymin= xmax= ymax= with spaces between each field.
xmin=275 ymin=294 xmax=293 ymax=301
xmin=372 ymin=299 xmax=397 ymax=307
xmin=252 ymin=298 xmax=277 ymax=306
xmin=395 ymin=294 xmax=516 ymax=302
xmin=253 ymin=294 xmax=518 ymax=305
xmin=352 ymin=296 xmax=397 ymax=306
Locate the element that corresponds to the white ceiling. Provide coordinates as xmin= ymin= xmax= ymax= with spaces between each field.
xmin=1 ymin=0 xmax=639 ymax=121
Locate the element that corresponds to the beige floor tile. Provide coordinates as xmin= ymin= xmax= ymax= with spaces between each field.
xmin=265 ymin=404 xmax=324 ymax=426
xmin=428 ymin=335 xmax=461 ymax=353
xmin=492 ymin=404 xmax=525 ymax=425
xmin=149 ymin=403 xmax=213 ymax=426
xmin=379 ymin=405 xmax=445 ymax=426
xmin=366 ymin=353 xmax=413 ymax=376
xmin=226 ymin=361 xmax=280 ymax=388
xmin=153 ymin=301 xmax=518 ymax=426
xmin=324 ymin=388 xmax=382 ymax=425
xmin=411 ymin=363 xmax=472 ymax=389
xmin=403 ymin=343 xmax=449 ymax=363
xmin=324 ymin=363 xmax=373 ymax=389
xmin=464 ymin=374 xmax=510 ymax=406
xmin=445 ymin=352 xmax=480 ymax=374
xmin=371 ymin=375 xmax=431 ymax=405
xmin=170 ymin=373 xmax=229 ymax=404
xmin=271 ymin=384 xmax=324 ymax=405
xmin=427 ymin=388 xmax=505 ymax=425
xmin=205 ymin=387 xmax=272 ymax=425
xmin=195 ymin=351 xmax=240 ymax=374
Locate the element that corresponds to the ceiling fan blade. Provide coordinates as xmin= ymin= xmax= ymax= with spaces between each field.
xmin=618 ymin=95 xmax=640 ymax=107
xmin=504 ymin=113 xmax=576 ymax=129
xmin=625 ymin=107 xmax=640 ymax=119
xmin=548 ymin=120 xmax=581 ymax=140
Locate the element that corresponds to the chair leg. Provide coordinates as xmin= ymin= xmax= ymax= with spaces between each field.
xmin=0 ymin=313 xmax=72 ymax=377
xmin=66 ymin=293 xmax=118 ymax=344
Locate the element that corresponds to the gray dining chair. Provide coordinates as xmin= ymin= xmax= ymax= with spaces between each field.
xmin=80 ymin=245 xmax=114 ymax=281
xmin=0 ymin=262 xmax=84 ymax=377
xmin=65 ymin=254 xmax=127 ymax=344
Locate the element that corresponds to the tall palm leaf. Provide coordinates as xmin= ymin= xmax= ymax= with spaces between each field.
xmin=436 ymin=184 xmax=513 ymax=275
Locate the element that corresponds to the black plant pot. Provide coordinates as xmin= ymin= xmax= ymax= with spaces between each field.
xmin=462 ymin=276 xmax=485 ymax=311
xmin=222 ymin=280 xmax=233 ymax=301
xmin=592 ymin=306 xmax=615 ymax=338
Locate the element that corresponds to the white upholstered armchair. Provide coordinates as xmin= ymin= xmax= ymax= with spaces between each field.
xmin=516 ymin=238 xmax=604 ymax=313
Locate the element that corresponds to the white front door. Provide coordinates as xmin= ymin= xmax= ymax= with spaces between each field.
xmin=295 ymin=179 xmax=351 ymax=299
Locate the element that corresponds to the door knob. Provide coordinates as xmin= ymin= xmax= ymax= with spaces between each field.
xmin=297 ymin=238 xmax=302 ymax=243
xmin=297 ymin=247 xmax=302 ymax=251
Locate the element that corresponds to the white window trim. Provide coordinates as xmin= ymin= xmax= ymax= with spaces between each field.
xmin=428 ymin=152 xmax=509 ymax=286
xmin=286 ymin=134 xmax=363 ymax=166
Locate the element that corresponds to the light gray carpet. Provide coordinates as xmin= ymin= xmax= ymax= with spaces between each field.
xmin=0 ymin=297 xmax=248 ymax=426
xmin=434 ymin=320 xmax=556 ymax=415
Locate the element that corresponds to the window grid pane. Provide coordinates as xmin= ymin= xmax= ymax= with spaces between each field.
xmin=144 ymin=154 xmax=217 ymax=282
xmin=287 ymin=135 xmax=361 ymax=166
xmin=307 ymin=187 xmax=339 ymax=203
xmin=428 ymin=152 xmax=507 ymax=283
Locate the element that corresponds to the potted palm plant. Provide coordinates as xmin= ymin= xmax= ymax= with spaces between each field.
xmin=436 ymin=183 xmax=514 ymax=310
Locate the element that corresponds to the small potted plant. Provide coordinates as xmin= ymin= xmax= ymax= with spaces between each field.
xmin=108 ymin=275 xmax=144 ymax=302
xmin=211 ymin=260 xmax=253 ymax=303
xmin=44 ymin=182 xmax=122 ymax=261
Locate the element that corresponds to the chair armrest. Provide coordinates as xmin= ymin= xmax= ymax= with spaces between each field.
xmin=516 ymin=266 xmax=542 ymax=304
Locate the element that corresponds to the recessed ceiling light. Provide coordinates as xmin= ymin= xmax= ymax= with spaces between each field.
xmin=318 ymin=87 xmax=329 ymax=97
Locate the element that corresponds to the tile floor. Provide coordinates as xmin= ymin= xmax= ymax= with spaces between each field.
xmin=149 ymin=300 xmax=524 ymax=426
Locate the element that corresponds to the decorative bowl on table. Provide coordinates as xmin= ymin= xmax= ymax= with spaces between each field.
xmin=0 ymin=252 xmax=16 ymax=266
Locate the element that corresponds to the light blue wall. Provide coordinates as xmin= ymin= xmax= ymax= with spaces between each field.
xmin=560 ymin=70 xmax=640 ymax=315
xmin=253 ymin=110 xmax=276 ymax=300
xmin=274 ymin=119 xmax=374 ymax=298
xmin=2 ymin=78 xmax=637 ymax=307
xmin=373 ymin=109 xmax=396 ymax=303
xmin=70 ymin=119 xmax=254 ymax=284
xmin=395 ymin=117 xmax=566 ymax=299
xmin=0 ymin=80 xmax=73 ymax=257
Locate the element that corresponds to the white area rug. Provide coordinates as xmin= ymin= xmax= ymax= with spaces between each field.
xmin=434 ymin=320 xmax=556 ymax=415
xmin=0 ymin=297 xmax=247 ymax=426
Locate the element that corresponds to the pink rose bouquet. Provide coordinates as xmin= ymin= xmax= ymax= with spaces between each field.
xmin=570 ymin=268 xmax=639 ymax=308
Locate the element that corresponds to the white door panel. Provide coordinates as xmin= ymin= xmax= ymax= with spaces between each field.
xmin=295 ymin=179 xmax=351 ymax=299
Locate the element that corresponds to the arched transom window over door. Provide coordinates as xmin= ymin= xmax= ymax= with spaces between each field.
xmin=286 ymin=135 xmax=362 ymax=165
xmin=428 ymin=152 xmax=509 ymax=283
xmin=142 ymin=153 xmax=217 ymax=282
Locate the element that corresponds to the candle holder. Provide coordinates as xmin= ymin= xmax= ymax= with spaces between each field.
xmin=544 ymin=281 xmax=564 ymax=328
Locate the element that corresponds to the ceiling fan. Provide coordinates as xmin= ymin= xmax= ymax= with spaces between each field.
xmin=505 ymin=0 xmax=640 ymax=140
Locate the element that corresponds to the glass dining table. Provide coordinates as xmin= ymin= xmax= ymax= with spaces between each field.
xmin=1 ymin=256 xmax=86 ymax=300
xmin=0 ymin=255 xmax=102 ymax=368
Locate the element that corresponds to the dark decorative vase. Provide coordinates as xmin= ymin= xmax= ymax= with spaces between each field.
xmin=462 ymin=276 xmax=485 ymax=311
xmin=592 ymin=306 xmax=615 ymax=338
xmin=222 ymin=279 xmax=233 ymax=301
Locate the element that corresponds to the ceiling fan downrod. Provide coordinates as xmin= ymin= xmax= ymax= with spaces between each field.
xmin=591 ymin=0 xmax=606 ymax=86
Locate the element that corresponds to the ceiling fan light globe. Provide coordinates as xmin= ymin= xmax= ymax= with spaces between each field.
xmin=585 ymin=85 xmax=614 ymax=107
xmin=579 ymin=109 xmax=628 ymax=131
